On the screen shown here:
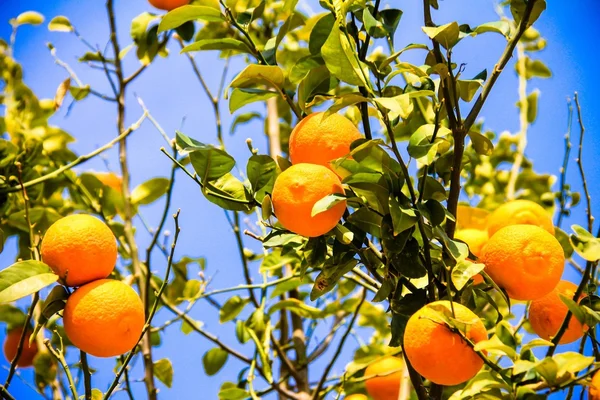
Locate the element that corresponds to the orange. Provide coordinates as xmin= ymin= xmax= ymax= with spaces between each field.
xmin=455 ymin=229 xmax=488 ymax=257
xmin=63 ymin=279 xmax=145 ymax=357
xmin=271 ymin=163 xmax=346 ymax=237
xmin=487 ymin=199 xmax=554 ymax=237
xmin=345 ymin=395 xmax=368 ymax=400
xmin=148 ymin=0 xmax=190 ymax=11
xmin=590 ymin=370 xmax=600 ymax=400
xmin=96 ymin=172 xmax=122 ymax=192
xmin=289 ymin=112 xmax=362 ymax=170
xmin=529 ymin=280 xmax=587 ymax=344
xmin=3 ymin=327 xmax=38 ymax=367
xmin=41 ymin=214 xmax=117 ymax=287
xmin=364 ymin=356 xmax=403 ymax=400
xmin=481 ymin=224 xmax=564 ymax=300
xmin=456 ymin=205 xmax=490 ymax=231
xmin=403 ymin=301 xmax=487 ymax=386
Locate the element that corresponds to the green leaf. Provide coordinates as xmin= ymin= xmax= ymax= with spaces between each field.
xmin=0 ymin=261 xmax=58 ymax=304
xmin=516 ymin=57 xmax=552 ymax=80
xmin=270 ymin=277 xmax=306 ymax=299
xmin=553 ymin=351 xmax=594 ymax=376
xmin=534 ymin=357 xmax=558 ymax=385
xmin=69 ymin=85 xmax=90 ymax=101
xmin=48 ymin=16 xmax=73 ymax=32
xmin=289 ymin=55 xmax=325 ymax=84
xmin=131 ymin=177 xmax=169 ymax=206
xmin=468 ymin=131 xmax=494 ymax=156
xmin=0 ymin=305 xmax=27 ymax=330
xmin=158 ymin=5 xmax=224 ymax=32
xmin=380 ymin=9 xmax=403 ymax=42
xmin=473 ymin=21 xmax=511 ymax=38
xmin=422 ymin=22 xmax=460 ymax=49
xmin=457 ymin=79 xmax=482 ymax=102
xmin=218 ymin=387 xmax=250 ymax=400
xmin=322 ymin=23 xmax=368 ymax=86
xmin=347 ymin=208 xmax=383 ymax=238
xmin=311 ymin=194 xmax=346 ymax=217
xmin=176 ymin=132 xmax=235 ymax=181
xmin=230 ymin=112 xmax=262 ymax=134
xmin=451 ymin=259 xmax=485 ymax=291
xmin=570 ymin=224 xmax=600 ymax=262
xmin=525 ymin=89 xmax=539 ymax=123
xmin=78 ymin=52 xmax=107 ymax=63
xmin=374 ymin=95 xmax=413 ymax=120
xmin=510 ymin=0 xmax=546 ymax=28
xmin=521 ymin=338 xmax=554 ymax=354
xmin=380 ymin=43 xmax=429 ymax=70
xmin=12 ymin=11 xmax=45 ymax=27
xmin=309 ymin=13 xmax=335 ymax=55
xmin=310 ymin=257 xmax=358 ymax=300
xmin=389 ymin=197 xmax=417 ymax=236
xmin=363 ymin=8 xmax=386 ymax=38
xmin=473 ymin=335 xmax=518 ymax=360
xmin=247 ymin=155 xmax=277 ymax=203
xmin=204 ymin=173 xmax=254 ymax=212
xmin=298 ymin=65 xmax=337 ymax=111
xmin=32 ymin=285 xmax=68 ymax=340
xmin=219 ymin=296 xmax=250 ymax=323
xmin=181 ymin=38 xmax=251 ymax=53
xmin=269 ymin=298 xmax=322 ymax=319
xmin=153 ymin=358 xmax=173 ymax=388
xmin=130 ymin=12 xmax=161 ymax=65
xmin=202 ymin=348 xmax=228 ymax=376
xmin=229 ymin=88 xmax=277 ymax=113
xmin=325 ymin=93 xmax=369 ymax=116
xmin=230 ymin=65 xmax=285 ymax=90
xmin=175 ymin=20 xmax=195 ymax=42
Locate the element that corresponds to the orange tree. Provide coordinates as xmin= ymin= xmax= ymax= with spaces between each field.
xmin=0 ymin=0 xmax=599 ymax=399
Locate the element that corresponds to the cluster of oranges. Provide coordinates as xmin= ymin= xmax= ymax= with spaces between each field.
xmin=272 ymin=112 xmax=361 ymax=237
xmin=4 ymin=214 xmax=145 ymax=367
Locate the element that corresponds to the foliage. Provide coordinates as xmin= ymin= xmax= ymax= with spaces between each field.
xmin=0 ymin=0 xmax=598 ymax=399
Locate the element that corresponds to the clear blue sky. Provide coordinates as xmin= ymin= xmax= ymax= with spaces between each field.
xmin=1 ymin=0 xmax=599 ymax=399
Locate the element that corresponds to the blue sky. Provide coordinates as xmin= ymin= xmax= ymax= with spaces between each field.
xmin=1 ymin=0 xmax=599 ymax=399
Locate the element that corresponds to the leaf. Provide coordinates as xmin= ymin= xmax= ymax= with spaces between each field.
xmin=32 ymin=285 xmax=68 ymax=340
xmin=363 ymin=8 xmax=386 ymax=38
xmin=389 ymin=197 xmax=418 ymax=236
xmin=202 ymin=348 xmax=228 ymax=376
xmin=219 ymin=296 xmax=250 ymax=323
xmin=230 ymin=65 xmax=285 ymax=90
xmin=230 ymin=112 xmax=262 ymax=134
xmin=309 ymin=13 xmax=335 ymax=55
xmin=289 ymin=55 xmax=325 ymax=84
xmin=54 ymin=78 xmax=70 ymax=110
xmin=176 ymin=132 xmax=235 ymax=181
xmin=451 ymin=259 xmax=485 ymax=291
xmin=246 ymin=154 xmax=277 ymax=202
xmin=510 ymin=0 xmax=546 ymax=28
xmin=69 ymin=85 xmax=90 ymax=101
xmin=0 ymin=261 xmax=58 ymax=304
xmin=269 ymin=298 xmax=321 ymax=319
xmin=158 ymin=5 xmax=224 ymax=32
xmin=218 ymin=387 xmax=250 ymax=400
xmin=380 ymin=43 xmax=429 ymax=70
xmin=516 ymin=56 xmax=552 ymax=80
xmin=270 ymin=277 xmax=305 ymax=299
xmin=181 ymin=38 xmax=251 ymax=53
xmin=310 ymin=257 xmax=358 ymax=300
xmin=0 ymin=305 xmax=27 ymax=330
xmin=12 ymin=11 xmax=44 ymax=27
xmin=48 ymin=16 xmax=73 ymax=32
xmin=311 ymin=194 xmax=346 ymax=217
xmin=473 ymin=21 xmax=510 ymax=38
xmin=153 ymin=359 xmax=173 ymax=388
xmin=229 ymin=88 xmax=277 ymax=113
xmin=347 ymin=208 xmax=383 ymax=238
xmin=131 ymin=177 xmax=170 ymax=206
xmin=374 ymin=95 xmax=413 ymax=120
xmin=474 ymin=335 xmax=518 ymax=360
xmin=380 ymin=9 xmax=403 ymax=42
xmin=525 ymin=89 xmax=539 ymax=123
xmin=468 ymin=131 xmax=494 ymax=156
xmin=570 ymin=224 xmax=600 ymax=262
xmin=204 ymin=173 xmax=253 ymax=212
xmin=457 ymin=79 xmax=482 ymax=102
xmin=553 ymin=351 xmax=594 ymax=376
xmin=175 ymin=20 xmax=195 ymax=42
xmin=422 ymin=22 xmax=460 ymax=49
xmin=322 ymin=23 xmax=368 ymax=86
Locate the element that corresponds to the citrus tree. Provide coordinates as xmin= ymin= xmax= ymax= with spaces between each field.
xmin=1 ymin=0 xmax=599 ymax=399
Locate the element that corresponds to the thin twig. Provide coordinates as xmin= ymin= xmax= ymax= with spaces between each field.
xmin=80 ymin=351 xmax=92 ymax=400
xmin=44 ymin=339 xmax=78 ymax=400
xmin=556 ymin=98 xmax=574 ymax=228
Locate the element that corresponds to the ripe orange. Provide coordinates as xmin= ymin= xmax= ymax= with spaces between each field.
xmin=289 ymin=112 xmax=362 ymax=170
xmin=590 ymin=370 xmax=600 ymax=400
xmin=403 ymin=301 xmax=487 ymax=386
xmin=96 ymin=172 xmax=122 ymax=192
xmin=271 ymin=163 xmax=346 ymax=237
xmin=364 ymin=356 xmax=403 ymax=400
xmin=345 ymin=395 xmax=368 ymax=400
xmin=63 ymin=279 xmax=145 ymax=357
xmin=456 ymin=205 xmax=489 ymax=231
xmin=3 ymin=327 xmax=38 ymax=367
xmin=41 ymin=214 xmax=117 ymax=287
xmin=148 ymin=0 xmax=190 ymax=11
xmin=529 ymin=280 xmax=587 ymax=344
xmin=487 ymin=199 xmax=554 ymax=237
xmin=481 ymin=224 xmax=564 ymax=300
xmin=455 ymin=229 xmax=488 ymax=257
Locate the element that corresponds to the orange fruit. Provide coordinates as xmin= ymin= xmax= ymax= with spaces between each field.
xmin=456 ymin=205 xmax=490 ymax=231
xmin=3 ymin=327 xmax=38 ymax=367
xmin=529 ymin=280 xmax=587 ymax=344
xmin=96 ymin=172 xmax=122 ymax=192
xmin=63 ymin=279 xmax=145 ymax=357
xmin=289 ymin=112 xmax=362 ymax=170
xmin=364 ymin=356 xmax=403 ymax=400
xmin=487 ymin=199 xmax=554 ymax=237
xmin=41 ymin=214 xmax=117 ymax=287
xmin=481 ymin=224 xmax=564 ymax=300
xmin=148 ymin=0 xmax=190 ymax=11
xmin=271 ymin=163 xmax=346 ymax=237
xmin=403 ymin=301 xmax=487 ymax=386
xmin=590 ymin=370 xmax=600 ymax=400
xmin=345 ymin=395 xmax=368 ymax=400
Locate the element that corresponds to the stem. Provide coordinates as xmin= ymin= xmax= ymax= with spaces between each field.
xmin=44 ymin=340 xmax=78 ymax=400
xmin=506 ymin=44 xmax=528 ymax=200
xmin=556 ymin=98 xmax=574 ymax=228
xmin=574 ymin=93 xmax=593 ymax=232
xmin=106 ymin=0 xmax=156 ymax=397
xmin=80 ymin=351 xmax=92 ymax=400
